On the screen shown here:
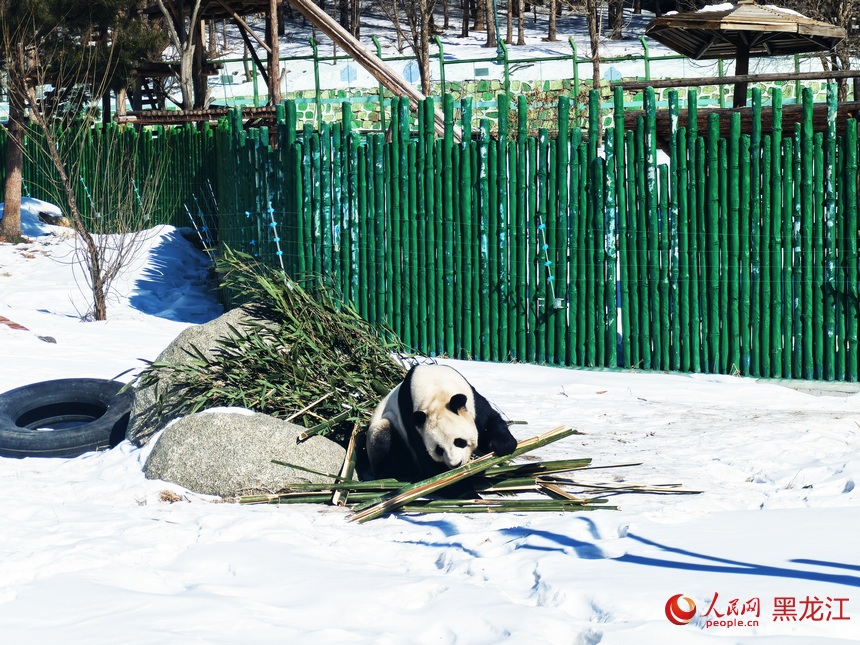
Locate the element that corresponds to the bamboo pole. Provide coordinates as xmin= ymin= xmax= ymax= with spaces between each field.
xmin=739 ymin=134 xmax=751 ymax=376
xmin=443 ymin=95 xmax=456 ymax=356
xmin=824 ymin=84 xmax=837 ymax=380
xmin=845 ymin=118 xmax=858 ymax=382
xmin=706 ymin=113 xmax=720 ymax=373
xmin=497 ymin=94 xmax=510 ymax=362
xmin=771 ymin=89 xmax=784 ymax=377
xmin=645 ymin=88 xmax=660 ymax=369
xmin=614 ymin=89 xmax=631 ymax=368
xmin=636 ymin=117 xmax=651 ymax=369
xmin=760 ymin=134 xmax=772 ymax=377
xmin=727 ymin=113 xmax=741 ymax=373
xmin=668 ymin=91 xmax=681 ymax=372
xmin=749 ymin=89 xmax=762 ymax=376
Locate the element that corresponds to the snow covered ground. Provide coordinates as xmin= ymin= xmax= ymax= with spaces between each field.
xmin=2 ymin=201 xmax=860 ymax=643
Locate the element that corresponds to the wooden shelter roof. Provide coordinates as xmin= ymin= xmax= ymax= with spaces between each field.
xmin=646 ymin=0 xmax=846 ymax=60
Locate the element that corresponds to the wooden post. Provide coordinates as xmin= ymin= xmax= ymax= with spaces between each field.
xmin=268 ymin=0 xmax=281 ymax=105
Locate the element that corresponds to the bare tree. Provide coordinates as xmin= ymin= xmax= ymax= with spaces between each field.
xmin=608 ymin=0 xmax=624 ymax=40
xmin=154 ymin=0 xmax=207 ymax=109
xmin=2 ymin=4 xmax=167 ymax=319
xmin=461 ymin=0 xmax=470 ymax=37
xmin=485 ymin=0 xmax=498 ymax=47
xmin=585 ymin=0 xmax=601 ymax=87
xmin=516 ymin=0 xmax=526 ymax=45
xmin=0 ymin=11 xmax=30 ymax=242
xmin=782 ymin=0 xmax=860 ymax=98
xmin=379 ymin=0 xmax=438 ymax=95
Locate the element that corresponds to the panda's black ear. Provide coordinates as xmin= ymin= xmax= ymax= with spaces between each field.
xmin=447 ymin=394 xmax=468 ymax=413
xmin=413 ymin=411 xmax=427 ymax=426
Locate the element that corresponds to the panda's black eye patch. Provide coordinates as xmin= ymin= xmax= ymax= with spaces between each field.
xmin=435 ymin=446 xmax=445 ymax=456
xmin=453 ymin=438 xmax=468 ymax=449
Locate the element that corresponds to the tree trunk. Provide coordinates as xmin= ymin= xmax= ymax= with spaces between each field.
xmin=633 ymin=0 xmax=641 ymax=14
xmin=208 ymin=20 xmax=218 ymax=56
xmin=516 ymin=0 xmax=525 ymax=45
xmin=339 ymin=0 xmax=350 ymax=31
xmin=461 ymin=0 xmax=470 ymax=37
xmin=610 ymin=0 xmax=624 ymax=39
xmin=268 ymin=0 xmax=281 ymax=106
xmin=443 ymin=0 xmax=450 ymax=29
xmin=475 ymin=0 xmax=485 ymax=31
xmin=546 ymin=0 xmax=557 ymax=41
xmin=419 ymin=3 xmax=433 ymax=95
xmin=0 ymin=100 xmax=24 ymax=242
xmin=486 ymin=0 xmax=497 ymax=47
xmin=586 ymin=0 xmax=600 ymax=88
xmin=192 ymin=20 xmax=209 ymax=108
xmin=352 ymin=0 xmax=361 ymax=37
xmin=506 ymin=0 xmax=513 ymax=44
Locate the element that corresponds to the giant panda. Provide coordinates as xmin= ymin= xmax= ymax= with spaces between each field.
xmin=365 ymin=364 xmax=518 ymax=481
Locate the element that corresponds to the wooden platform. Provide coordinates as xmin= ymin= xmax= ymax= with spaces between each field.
xmin=622 ymin=101 xmax=860 ymax=151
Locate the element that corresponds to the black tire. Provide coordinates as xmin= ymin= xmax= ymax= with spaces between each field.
xmin=0 ymin=378 xmax=133 ymax=458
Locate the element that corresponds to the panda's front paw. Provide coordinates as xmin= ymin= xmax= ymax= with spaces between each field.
xmin=489 ymin=431 xmax=518 ymax=456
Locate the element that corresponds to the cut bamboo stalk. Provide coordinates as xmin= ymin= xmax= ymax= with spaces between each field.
xmin=287 ymin=391 xmax=334 ymax=422
xmin=331 ymin=424 xmax=360 ymax=506
xmin=349 ymin=425 xmax=576 ymax=522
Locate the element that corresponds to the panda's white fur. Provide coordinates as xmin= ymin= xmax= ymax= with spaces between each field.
xmin=369 ymin=364 xmax=478 ymax=469
xmin=366 ymin=364 xmax=517 ymax=481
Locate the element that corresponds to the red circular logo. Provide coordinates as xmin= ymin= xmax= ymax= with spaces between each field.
xmin=665 ymin=594 xmax=697 ymax=625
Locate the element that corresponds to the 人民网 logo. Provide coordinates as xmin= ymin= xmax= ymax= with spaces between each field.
xmin=666 ymin=594 xmax=697 ymax=625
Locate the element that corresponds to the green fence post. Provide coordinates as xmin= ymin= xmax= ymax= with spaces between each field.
xmin=556 ymin=95 xmax=571 ymax=365
xmin=687 ymin=90 xmax=701 ymax=372
xmin=479 ymin=118 xmax=492 ymax=361
xmin=613 ymin=87 xmax=630 ymax=368
xmin=635 ymin=116 xmax=651 ymax=369
xmin=800 ymin=87 xmax=814 ymax=378
xmin=310 ymin=38 xmax=322 ymax=131
xmin=739 ymin=134 xmax=751 ymax=376
xmin=770 ymin=88 xmax=784 ymax=377
xmin=706 ymin=112 xmax=720 ymax=373
xmin=845 ymin=117 xmax=858 ymax=381
xmin=625 ymin=130 xmax=640 ymax=368
xmin=460 ymin=96 xmax=474 ymax=358
xmin=668 ymin=90 xmax=680 ymax=372
xmin=371 ymin=36 xmax=386 ymax=134
xmin=645 ymin=87 xmax=660 ymax=368
xmin=497 ymin=93 xmax=511 ymax=362
xmin=605 ymin=129 xmax=618 ymax=368
xmin=749 ymin=88 xmax=762 ymax=376
xmin=824 ymin=84 xmax=837 ymax=379
xmin=813 ymin=131 xmax=824 ymax=378
xmin=434 ymin=35 xmax=447 ymax=97
xmin=728 ymin=113 xmax=741 ymax=374
xmin=569 ymin=37 xmax=580 ymax=125
xmin=443 ymin=94 xmax=456 ymax=355
xmin=782 ymin=135 xmax=793 ymax=379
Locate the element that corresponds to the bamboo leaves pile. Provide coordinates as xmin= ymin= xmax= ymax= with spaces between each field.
xmin=133 ymin=248 xmax=408 ymax=444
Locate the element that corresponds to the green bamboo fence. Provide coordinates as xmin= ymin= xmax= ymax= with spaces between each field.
xmin=3 ymin=86 xmax=859 ymax=382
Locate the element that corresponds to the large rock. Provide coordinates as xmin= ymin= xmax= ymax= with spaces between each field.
xmin=128 ymin=305 xmax=276 ymax=446
xmin=143 ymin=411 xmax=345 ymax=498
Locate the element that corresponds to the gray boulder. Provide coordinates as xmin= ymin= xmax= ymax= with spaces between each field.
xmin=128 ymin=305 xmax=276 ymax=446
xmin=143 ymin=411 xmax=345 ymax=498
